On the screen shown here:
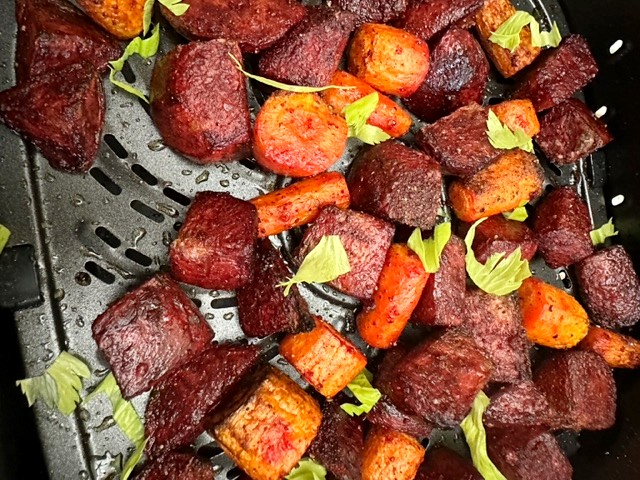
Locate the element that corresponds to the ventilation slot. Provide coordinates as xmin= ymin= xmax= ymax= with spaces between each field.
xmin=138 ymin=98 xmax=151 ymax=117
xmin=95 ymin=227 xmax=121 ymax=249
xmin=125 ymin=248 xmax=153 ymax=267
xmin=548 ymin=162 xmax=562 ymax=177
xmin=90 ymin=168 xmax=122 ymax=195
xmin=173 ymin=221 xmax=183 ymax=231
xmin=239 ymin=158 xmax=258 ymax=170
xmin=104 ymin=134 xmax=129 ymax=159
xmin=197 ymin=444 xmax=224 ymax=459
xmin=163 ymin=187 xmax=191 ymax=206
xmin=211 ymin=297 xmax=238 ymax=309
xmin=121 ymin=63 xmax=136 ymax=83
xmin=85 ymin=261 xmax=115 ymax=284
xmin=131 ymin=164 xmax=158 ymax=186
xmin=226 ymin=467 xmax=243 ymax=480
xmin=191 ymin=298 xmax=202 ymax=308
xmin=130 ymin=200 xmax=164 ymax=223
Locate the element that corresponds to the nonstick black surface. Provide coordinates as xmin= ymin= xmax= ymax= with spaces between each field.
xmin=1 ymin=0 xmax=639 ymax=479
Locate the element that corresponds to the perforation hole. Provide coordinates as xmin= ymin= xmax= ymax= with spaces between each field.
xmin=163 ymin=187 xmax=191 ymax=206
xmin=103 ymin=134 xmax=129 ymax=159
xmin=130 ymin=200 xmax=164 ymax=223
xmin=85 ymin=261 xmax=115 ymax=284
xmin=226 ymin=467 xmax=243 ymax=480
xmin=191 ymin=298 xmax=202 ymax=308
xmin=239 ymin=158 xmax=258 ymax=170
xmin=211 ymin=297 xmax=238 ymax=309
xmin=121 ymin=63 xmax=136 ymax=83
xmin=131 ymin=164 xmax=158 ymax=186
xmin=548 ymin=162 xmax=562 ymax=176
xmin=197 ymin=444 xmax=224 ymax=459
xmin=125 ymin=248 xmax=152 ymax=267
xmin=90 ymin=168 xmax=122 ymax=195
xmin=95 ymin=227 xmax=121 ymax=249
xmin=173 ymin=221 xmax=183 ymax=231
xmin=138 ymin=98 xmax=151 ymax=117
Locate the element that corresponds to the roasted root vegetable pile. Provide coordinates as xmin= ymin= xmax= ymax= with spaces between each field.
xmin=2 ymin=0 xmax=639 ymax=479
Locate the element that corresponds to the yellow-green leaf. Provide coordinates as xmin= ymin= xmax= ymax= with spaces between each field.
xmin=279 ymin=235 xmax=351 ymax=296
xmin=16 ymin=352 xmax=90 ymax=415
xmin=531 ymin=20 xmax=562 ymax=48
xmin=343 ymin=93 xmax=391 ymax=145
xmin=159 ymin=0 xmax=190 ymax=16
xmin=121 ymin=439 xmax=147 ymax=480
xmin=286 ymin=458 xmax=327 ymax=480
xmin=590 ymin=218 xmax=618 ymax=245
xmin=142 ymin=0 xmax=154 ymax=35
xmin=489 ymin=11 xmax=533 ymax=52
xmin=340 ymin=369 xmax=382 ymax=416
xmin=486 ymin=110 xmax=533 ymax=153
xmin=502 ymin=204 xmax=528 ymax=222
xmin=461 ymin=392 xmax=507 ymax=480
xmin=464 ymin=218 xmax=532 ymax=295
xmin=407 ymin=222 xmax=452 ymax=273
xmin=0 ymin=224 xmax=10 ymax=254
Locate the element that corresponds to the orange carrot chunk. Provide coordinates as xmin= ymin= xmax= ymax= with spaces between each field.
xmin=491 ymin=99 xmax=541 ymax=137
xmin=578 ymin=326 xmax=640 ymax=369
xmin=361 ymin=427 xmax=425 ymax=480
xmin=76 ymin=0 xmax=145 ymax=39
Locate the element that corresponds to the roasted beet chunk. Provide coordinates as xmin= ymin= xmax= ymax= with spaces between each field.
xmin=0 ymin=63 xmax=104 ymax=173
xmin=400 ymin=0 xmax=484 ymax=43
xmin=237 ymin=239 xmax=309 ymax=338
xmin=416 ymin=447 xmax=481 ymax=480
xmin=258 ymin=8 xmax=357 ymax=87
xmin=308 ymin=401 xmax=364 ymax=480
xmin=336 ymin=0 xmax=408 ymax=24
xmin=534 ymin=350 xmax=616 ymax=430
xmin=464 ymin=215 xmax=537 ymax=264
xmin=91 ymin=274 xmax=214 ymax=398
xmin=145 ymin=343 xmax=261 ymax=457
xmin=575 ymin=245 xmax=640 ymax=328
xmin=150 ymin=40 xmax=252 ymax=164
xmin=404 ymin=28 xmax=488 ymax=123
xmin=532 ymin=186 xmax=594 ymax=269
xmin=416 ymin=103 xmax=499 ymax=177
xmin=347 ymin=141 xmax=442 ymax=230
xmin=137 ymin=452 xmax=215 ymax=480
xmin=15 ymin=0 xmax=121 ymax=82
xmin=160 ymin=0 xmax=307 ymax=53
xmin=367 ymin=398 xmax=433 ymax=440
xmin=412 ymin=235 xmax=466 ymax=327
xmin=463 ymin=290 xmax=531 ymax=384
xmin=487 ymin=428 xmax=573 ymax=480
xmin=511 ymin=35 xmax=599 ymax=112
xmin=536 ymin=98 xmax=613 ymax=165
xmin=170 ymin=192 xmax=258 ymax=290
xmin=378 ymin=331 xmax=493 ymax=427
xmin=484 ymin=381 xmax=556 ymax=431
xmin=295 ymin=206 xmax=394 ymax=300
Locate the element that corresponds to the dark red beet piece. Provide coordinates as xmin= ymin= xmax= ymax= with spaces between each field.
xmin=295 ymin=206 xmax=394 ymax=300
xmin=484 ymin=381 xmax=556 ymax=432
xmin=136 ymin=452 xmax=215 ymax=480
xmin=336 ymin=0 xmax=408 ymax=24
xmin=150 ymin=40 xmax=252 ymax=164
xmin=463 ymin=215 xmax=537 ymax=264
xmin=160 ymin=0 xmax=307 ymax=53
xmin=15 ymin=0 xmax=121 ymax=82
xmin=400 ymin=0 xmax=484 ymax=43
xmin=258 ymin=8 xmax=357 ymax=87
xmin=367 ymin=398 xmax=433 ymax=440
xmin=0 ymin=62 xmax=104 ymax=173
xmin=463 ymin=290 xmax=531 ymax=384
xmin=169 ymin=192 xmax=258 ymax=290
xmin=404 ymin=28 xmax=488 ymax=123
xmin=378 ymin=331 xmax=493 ymax=427
xmin=91 ymin=274 xmax=214 ymax=399
xmin=237 ymin=239 xmax=312 ymax=338
xmin=347 ymin=141 xmax=443 ymax=231
xmin=511 ymin=35 xmax=598 ymax=112
xmin=534 ymin=350 xmax=616 ymax=431
xmin=415 ymin=447 xmax=481 ymax=480
xmin=412 ymin=235 xmax=466 ymax=327
xmin=415 ymin=103 xmax=500 ymax=177
xmin=574 ymin=245 xmax=640 ymax=328
xmin=308 ymin=400 xmax=364 ymax=480
xmin=145 ymin=343 xmax=262 ymax=457
xmin=532 ymin=186 xmax=594 ymax=269
xmin=536 ymin=98 xmax=613 ymax=165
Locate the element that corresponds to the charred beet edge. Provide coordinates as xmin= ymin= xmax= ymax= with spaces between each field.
xmin=415 ymin=447 xmax=482 ymax=480
xmin=336 ymin=0 xmax=409 ymax=24
xmin=399 ymin=0 xmax=484 ymax=43
xmin=366 ymin=397 xmax=433 ymax=440
xmin=462 ymin=215 xmax=538 ymax=264
xmin=136 ymin=451 xmax=215 ymax=480
xmin=484 ymin=381 xmax=557 ymax=432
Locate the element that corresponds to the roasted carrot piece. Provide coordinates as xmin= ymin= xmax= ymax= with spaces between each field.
xmin=250 ymin=172 xmax=350 ymax=238
xmin=448 ymin=149 xmax=544 ymax=222
xmin=320 ymin=71 xmax=413 ymax=138
xmin=357 ymin=244 xmax=429 ymax=349
xmin=475 ymin=0 xmax=541 ymax=78
xmin=347 ymin=23 xmax=430 ymax=98
xmin=518 ymin=277 xmax=590 ymax=349
xmin=253 ymin=92 xmax=348 ymax=178
xmin=361 ymin=427 xmax=425 ymax=480
xmin=212 ymin=367 xmax=322 ymax=480
xmin=280 ymin=316 xmax=367 ymax=398
xmin=578 ymin=326 xmax=640 ymax=369
xmin=76 ymin=0 xmax=145 ymax=39
xmin=491 ymin=99 xmax=541 ymax=137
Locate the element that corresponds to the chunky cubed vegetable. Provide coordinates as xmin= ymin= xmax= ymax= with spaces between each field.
xmin=416 ymin=447 xmax=481 ymax=480
xmin=347 ymin=23 xmax=430 ymax=97
xmin=534 ymin=350 xmax=616 ymax=431
xmin=137 ymin=452 xmax=215 ymax=480
xmin=400 ymin=0 xmax=484 ymax=43
xmin=91 ymin=274 xmax=214 ymax=398
xmin=212 ymin=367 xmax=322 ymax=480
xmin=361 ymin=427 xmax=425 ymax=480
xmin=574 ymin=245 xmax=640 ymax=329
xmin=484 ymin=381 xmax=557 ymax=431
xmin=448 ymin=149 xmax=545 ymax=222
xmin=578 ymin=326 xmax=640 ymax=369
xmin=367 ymin=398 xmax=433 ymax=440
xmin=280 ymin=316 xmax=367 ymax=398
xmin=295 ymin=206 xmax=395 ymax=300
xmin=347 ymin=141 xmax=443 ymax=230
xmin=491 ymin=99 xmax=541 ymax=137
xmin=463 ymin=214 xmax=537 ymax=264
xmin=75 ymin=0 xmax=145 ymax=39
xmin=336 ymin=0 xmax=408 ymax=24
xmin=170 ymin=192 xmax=258 ymax=290
xmin=518 ymin=277 xmax=590 ymax=349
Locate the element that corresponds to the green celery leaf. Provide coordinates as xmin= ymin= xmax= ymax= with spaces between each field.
xmin=502 ymin=204 xmax=528 ymax=222
xmin=489 ymin=11 xmax=534 ymax=52
xmin=16 ymin=352 xmax=90 ymax=415
xmin=228 ymin=53 xmax=353 ymax=93
xmin=407 ymin=223 xmax=452 ymax=273
xmin=279 ymin=235 xmax=351 ymax=296
xmin=142 ymin=0 xmax=154 ymax=35
xmin=590 ymin=218 xmax=618 ymax=245
xmin=0 ymin=224 xmax=11 ymax=254
xmin=286 ymin=458 xmax=327 ymax=480
xmin=109 ymin=70 xmax=149 ymax=103
xmin=486 ymin=110 xmax=534 ymax=153
xmin=461 ymin=392 xmax=507 ymax=480
xmin=354 ymin=123 xmax=391 ymax=145
xmin=464 ymin=218 xmax=532 ymax=296
xmin=159 ymin=0 xmax=190 ymax=16
xmin=340 ymin=369 xmax=382 ymax=416
xmin=344 ymin=93 xmax=378 ymax=134
xmin=531 ymin=20 xmax=562 ymax=48
xmin=121 ymin=439 xmax=147 ymax=480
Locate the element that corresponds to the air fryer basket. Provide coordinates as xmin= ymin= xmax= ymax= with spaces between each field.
xmin=0 ymin=0 xmax=638 ymax=478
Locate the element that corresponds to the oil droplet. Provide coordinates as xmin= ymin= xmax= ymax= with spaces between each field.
xmin=231 ymin=173 xmax=240 ymax=180
xmin=45 ymin=173 xmax=55 ymax=183
xmin=147 ymin=139 xmax=166 ymax=152
xmin=220 ymin=180 xmax=230 ymax=187
xmin=76 ymin=316 xmax=85 ymax=327
xmin=72 ymin=194 xmax=85 ymax=206
xmin=162 ymin=231 xmax=172 ymax=247
xmin=75 ymin=271 xmax=91 ymax=286
xmin=157 ymin=203 xmax=179 ymax=217
xmin=79 ymin=470 xmax=89 ymax=480
xmin=132 ymin=227 xmax=147 ymax=246
xmin=182 ymin=169 xmax=193 ymax=176
xmin=195 ymin=170 xmax=210 ymax=184
xmin=78 ymin=408 xmax=90 ymax=422
xmin=94 ymin=416 xmax=116 ymax=432
xmin=54 ymin=288 xmax=65 ymax=301
xmin=223 ymin=312 xmax=234 ymax=321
